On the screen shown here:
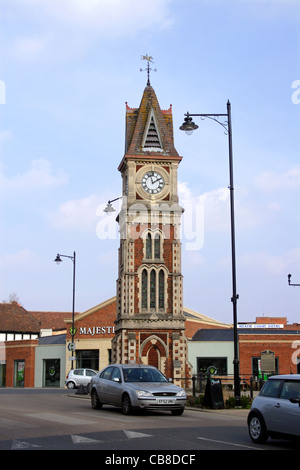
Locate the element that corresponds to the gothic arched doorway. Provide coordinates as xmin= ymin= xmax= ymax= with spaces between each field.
xmin=148 ymin=346 xmax=159 ymax=369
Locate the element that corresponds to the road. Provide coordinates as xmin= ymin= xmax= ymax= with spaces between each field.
xmin=0 ymin=388 xmax=296 ymax=453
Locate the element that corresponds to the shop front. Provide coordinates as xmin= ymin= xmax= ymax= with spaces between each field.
xmin=64 ymin=297 xmax=117 ymax=376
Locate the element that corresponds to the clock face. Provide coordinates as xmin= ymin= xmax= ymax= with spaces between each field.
xmin=142 ymin=171 xmax=165 ymax=195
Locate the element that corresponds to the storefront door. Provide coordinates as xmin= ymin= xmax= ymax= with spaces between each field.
xmin=43 ymin=359 xmax=61 ymax=387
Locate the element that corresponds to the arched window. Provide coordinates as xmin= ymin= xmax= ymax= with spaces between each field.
xmin=143 ymin=231 xmax=162 ymax=260
xmin=146 ymin=233 xmax=152 ymax=259
xmin=159 ymin=270 xmax=165 ymax=309
xmin=140 ymin=267 xmax=166 ymax=312
xmin=154 ymin=233 xmax=160 ymax=259
xmin=150 ymin=270 xmax=156 ymax=309
xmin=141 ymin=269 xmax=148 ymax=309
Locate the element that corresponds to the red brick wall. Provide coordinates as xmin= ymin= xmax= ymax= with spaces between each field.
xmin=67 ymin=299 xmax=116 ymax=341
xmin=5 ymin=339 xmax=38 ymax=387
xmin=239 ymin=333 xmax=300 ymax=375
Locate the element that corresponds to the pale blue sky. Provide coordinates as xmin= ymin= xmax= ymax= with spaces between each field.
xmin=1 ymin=0 xmax=299 ymax=325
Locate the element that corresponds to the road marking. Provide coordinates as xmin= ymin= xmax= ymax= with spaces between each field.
xmin=72 ymin=435 xmax=103 ymax=444
xmin=11 ymin=439 xmax=42 ymax=450
xmin=123 ymin=430 xmax=152 ymax=439
xmin=197 ymin=436 xmax=261 ymax=450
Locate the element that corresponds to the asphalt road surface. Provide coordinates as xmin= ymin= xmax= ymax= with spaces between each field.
xmin=0 ymin=388 xmax=297 ymax=454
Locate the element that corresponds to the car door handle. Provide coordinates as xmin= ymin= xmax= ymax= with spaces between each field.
xmin=274 ymin=403 xmax=281 ymax=408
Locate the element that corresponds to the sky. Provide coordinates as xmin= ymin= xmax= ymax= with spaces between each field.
xmin=0 ymin=0 xmax=299 ymax=326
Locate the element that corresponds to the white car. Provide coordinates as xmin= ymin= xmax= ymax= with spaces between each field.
xmin=65 ymin=368 xmax=98 ymax=389
xmin=248 ymin=374 xmax=300 ymax=443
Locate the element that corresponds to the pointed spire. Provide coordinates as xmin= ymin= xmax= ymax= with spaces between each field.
xmin=124 ymin=85 xmax=180 ymax=160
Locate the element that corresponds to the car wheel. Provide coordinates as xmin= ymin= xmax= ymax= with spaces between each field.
xmin=91 ymin=389 xmax=102 ymax=410
xmin=248 ymin=413 xmax=268 ymax=443
xmin=122 ymin=394 xmax=132 ymax=415
xmin=171 ymin=408 xmax=184 ymax=416
xmin=67 ymin=381 xmax=75 ymax=389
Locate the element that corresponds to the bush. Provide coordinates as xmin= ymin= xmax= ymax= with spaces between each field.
xmin=225 ymin=395 xmax=252 ymax=409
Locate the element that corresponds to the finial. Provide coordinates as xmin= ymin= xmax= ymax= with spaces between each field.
xmin=140 ymin=54 xmax=157 ymax=86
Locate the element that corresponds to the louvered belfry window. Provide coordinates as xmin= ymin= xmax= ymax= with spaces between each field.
xmin=144 ymin=117 xmax=162 ymax=149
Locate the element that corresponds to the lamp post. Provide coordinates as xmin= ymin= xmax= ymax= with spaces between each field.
xmin=103 ymin=196 xmax=123 ymax=214
xmin=180 ymin=100 xmax=240 ymax=404
xmin=288 ymin=274 xmax=300 ymax=287
xmin=54 ymin=251 xmax=76 ymax=369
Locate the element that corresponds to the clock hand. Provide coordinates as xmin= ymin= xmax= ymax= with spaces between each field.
xmin=152 ymin=177 xmax=163 ymax=184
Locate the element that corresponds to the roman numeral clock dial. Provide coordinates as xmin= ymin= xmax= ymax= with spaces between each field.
xmin=142 ymin=171 xmax=165 ymax=195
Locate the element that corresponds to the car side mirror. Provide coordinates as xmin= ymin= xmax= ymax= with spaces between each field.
xmin=113 ymin=377 xmax=121 ymax=383
xmin=289 ymin=397 xmax=300 ymax=406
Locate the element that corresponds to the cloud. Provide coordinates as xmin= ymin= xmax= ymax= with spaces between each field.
xmin=48 ymin=194 xmax=103 ymax=233
xmin=239 ymin=246 xmax=300 ymax=276
xmin=255 ymin=166 xmax=300 ymax=192
xmin=5 ymin=0 xmax=173 ymax=62
xmin=0 ymin=249 xmax=40 ymax=271
xmin=0 ymin=159 xmax=68 ymax=192
xmin=179 ymin=181 xmax=230 ymax=233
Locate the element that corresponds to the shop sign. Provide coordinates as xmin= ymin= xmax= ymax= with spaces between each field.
xmin=79 ymin=326 xmax=115 ymax=336
xmin=238 ymin=324 xmax=284 ymax=329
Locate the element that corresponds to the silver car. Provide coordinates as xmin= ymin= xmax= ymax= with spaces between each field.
xmin=248 ymin=374 xmax=300 ymax=443
xmin=65 ymin=368 xmax=98 ymax=389
xmin=90 ymin=364 xmax=187 ymax=415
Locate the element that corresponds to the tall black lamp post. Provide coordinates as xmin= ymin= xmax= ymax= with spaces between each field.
xmin=54 ymin=251 xmax=76 ymax=369
xmin=180 ymin=100 xmax=240 ymax=404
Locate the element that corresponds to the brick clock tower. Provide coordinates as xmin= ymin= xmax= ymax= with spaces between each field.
xmin=111 ymin=66 xmax=190 ymax=381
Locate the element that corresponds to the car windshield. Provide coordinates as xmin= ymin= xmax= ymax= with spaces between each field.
xmin=123 ymin=367 xmax=168 ymax=383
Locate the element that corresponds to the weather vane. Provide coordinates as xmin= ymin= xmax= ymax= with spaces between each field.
xmin=140 ymin=54 xmax=157 ymax=86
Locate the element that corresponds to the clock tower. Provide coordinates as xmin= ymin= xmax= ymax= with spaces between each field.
xmin=111 ymin=74 xmax=190 ymax=381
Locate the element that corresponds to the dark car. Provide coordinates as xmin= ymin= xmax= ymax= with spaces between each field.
xmin=248 ymin=374 xmax=300 ymax=443
xmin=90 ymin=364 xmax=187 ymax=415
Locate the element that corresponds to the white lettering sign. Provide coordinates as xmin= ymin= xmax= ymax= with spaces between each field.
xmin=237 ymin=324 xmax=284 ymax=329
xmin=79 ymin=326 xmax=115 ymax=336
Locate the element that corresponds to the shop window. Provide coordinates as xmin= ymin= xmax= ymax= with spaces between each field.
xmin=76 ymin=349 xmax=99 ymax=371
xmin=14 ymin=360 xmax=25 ymax=387
xmin=197 ymin=357 xmax=227 ymax=375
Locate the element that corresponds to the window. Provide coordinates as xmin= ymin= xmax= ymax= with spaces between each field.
xmin=139 ymin=267 xmax=166 ymax=311
xmin=142 ymin=269 xmax=148 ymax=308
xmin=150 ymin=270 xmax=156 ymax=308
xmin=76 ymin=349 xmax=99 ymax=371
xmin=100 ymin=366 xmax=113 ymax=380
xmin=143 ymin=231 xmax=162 ymax=260
xmin=197 ymin=357 xmax=228 ymax=375
xmin=260 ymin=379 xmax=282 ymax=397
xmin=111 ymin=367 xmax=121 ymax=382
xmin=159 ymin=270 xmax=164 ymax=309
xmin=280 ymin=381 xmax=300 ymax=400
xmin=154 ymin=233 xmax=160 ymax=258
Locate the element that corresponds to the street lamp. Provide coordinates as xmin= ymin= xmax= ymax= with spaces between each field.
xmin=288 ymin=274 xmax=300 ymax=287
xmin=180 ymin=100 xmax=240 ymax=404
xmin=54 ymin=251 xmax=76 ymax=369
xmin=103 ymin=196 xmax=122 ymax=214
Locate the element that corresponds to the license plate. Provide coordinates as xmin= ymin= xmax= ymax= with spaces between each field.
xmin=157 ymin=399 xmax=175 ymax=404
